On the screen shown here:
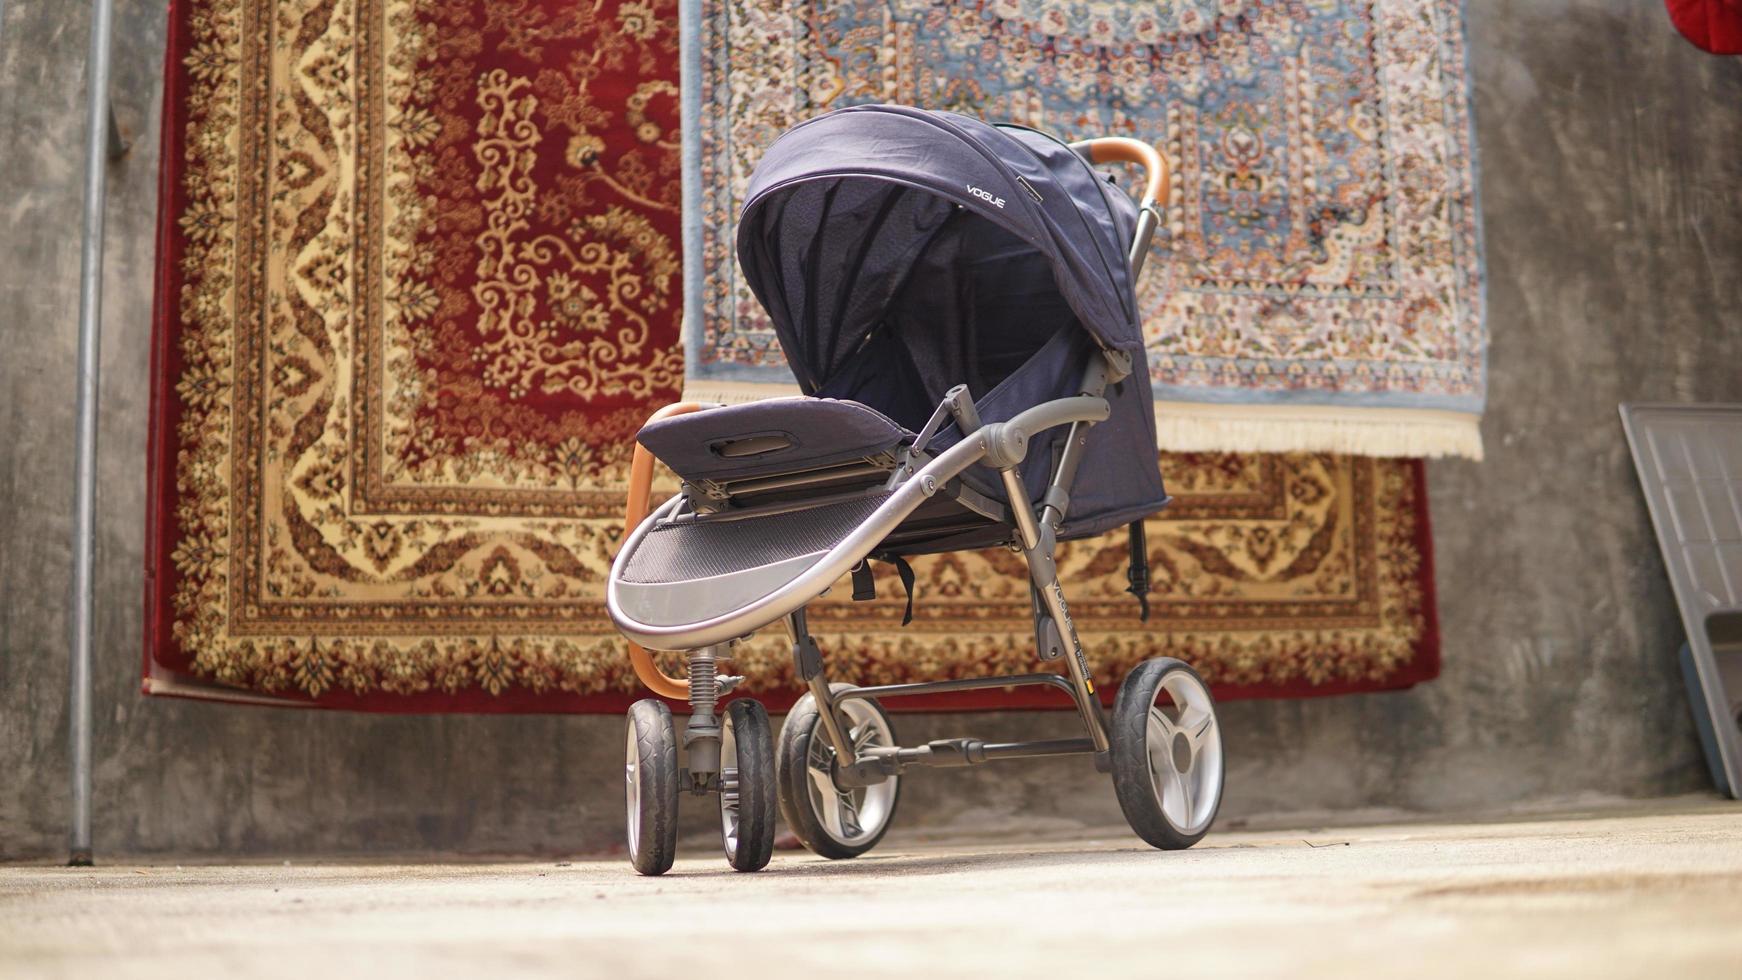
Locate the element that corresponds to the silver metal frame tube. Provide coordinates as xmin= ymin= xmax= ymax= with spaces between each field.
xmin=873 ymin=736 xmax=1095 ymax=772
xmin=1000 ymin=469 xmax=1041 ymax=549
xmin=1128 ymin=207 xmax=1160 ymax=277
xmin=979 ymin=738 xmax=1096 ymax=761
xmin=69 ymin=0 xmax=117 ymax=867
xmin=806 ymin=671 xmax=856 ymax=763
xmin=1029 ymin=566 xmax=1109 ymax=752
xmin=1005 ymin=481 xmax=1110 ymax=753
xmin=677 ymin=0 xmax=703 ymax=380
xmin=838 ymin=672 xmax=1079 ymax=704
xmin=1000 ymin=396 xmax=1109 ymax=438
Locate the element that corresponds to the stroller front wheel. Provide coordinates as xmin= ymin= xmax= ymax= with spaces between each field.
xmin=720 ymin=698 xmax=777 ymax=871
xmin=1110 ymin=658 xmax=1225 ymax=849
xmin=625 ymin=699 xmax=680 ymax=875
xmin=776 ymin=685 xmax=901 ymax=859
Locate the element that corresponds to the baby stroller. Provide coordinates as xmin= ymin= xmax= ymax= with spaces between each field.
xmin=609 ymin=105 xmax=1224 ymax=875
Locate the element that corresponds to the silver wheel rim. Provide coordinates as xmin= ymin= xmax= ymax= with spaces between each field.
xmin=720 ymin=710 xmax=742 ymax=860
xmin=805 ymin=698 xmax=896 ymax=848
xmin=624 ymin=720 xmax=642 ymax=860
xmin=1145 ymin=670 xmax=1222 ymax=836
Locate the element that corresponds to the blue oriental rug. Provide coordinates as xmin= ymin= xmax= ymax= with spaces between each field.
xmin=682 ymin=0 xmax=1486 ymax=458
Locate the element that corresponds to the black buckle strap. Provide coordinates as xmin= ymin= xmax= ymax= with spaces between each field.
xmin=890 ymin=555 xmax=916 ymax=626
xmin=851 ymin=556 xmax=917 ymax=626
xmin=1126 ymin=521 xmax=1151 ymax=622
xmin=851 ymin=560 xmax=876 ymax=602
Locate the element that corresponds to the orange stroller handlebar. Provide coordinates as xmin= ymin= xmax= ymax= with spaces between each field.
xmin=621 ymin=401 xmax=710 ymax=699
xmin=1072 ymin=137 xmax=1169 ymax=211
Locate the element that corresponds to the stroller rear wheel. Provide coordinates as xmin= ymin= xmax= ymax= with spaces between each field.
xmin=1110 ymin=658 xmax=1224 ymax=849
xmin=777 ymin=685 xmax=901 ymax=859
xmin=720 ymin=699 xmax=777 ymax=871
xmin=624 ymin=699 xmax=680 ymax=875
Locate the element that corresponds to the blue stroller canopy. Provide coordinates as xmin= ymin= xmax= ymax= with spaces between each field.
xmin=735 ymin=105 xmax=1166 ymax=541
xmin=738 ymin=105 xmax=1145 ymax=390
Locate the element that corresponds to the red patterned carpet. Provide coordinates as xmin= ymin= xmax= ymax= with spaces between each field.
xmin=144 ymin=0 xmax=1437 ymax=712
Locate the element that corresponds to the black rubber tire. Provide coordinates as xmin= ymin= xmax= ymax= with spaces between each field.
xmin=776 ymin=685 xmax=901 ymax=860
xmin=1110 ymin=658 xmax=1224 ymax=851
xmin=720 ymin=699 xmax=777 ymax=872
xmin=625 ymin=699 xmax=680 ymax=876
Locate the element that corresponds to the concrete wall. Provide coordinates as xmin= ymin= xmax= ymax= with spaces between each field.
xmin=3 ymin=0 xmax=1739 ymax=860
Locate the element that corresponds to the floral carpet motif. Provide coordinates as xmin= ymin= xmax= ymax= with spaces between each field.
xmin=687 ymin=0 xmax=1486 ymax=458
xmin=146 ymin=0 xmax=1436 ymax=711
xmin=146 ymin=0 xmax=685 ymax=710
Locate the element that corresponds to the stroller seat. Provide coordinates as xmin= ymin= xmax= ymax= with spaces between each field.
xmin=636 ymin=397 xmax=910 ymax=500
xmin=615 ymin=489 xmax=896 ymax=627
xmin=617 ymin=397 xmax=1011 ymax=633
xmin=619 ymin=397 xmax=913 ymax=631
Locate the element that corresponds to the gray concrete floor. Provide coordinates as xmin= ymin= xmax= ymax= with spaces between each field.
xmin=4 ymin=0 xmax=1742 ymax=864
xmin=3 ymin=803 xmax=1739 ymax=979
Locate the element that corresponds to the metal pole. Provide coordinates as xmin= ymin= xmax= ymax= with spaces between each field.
xmin=69 ymin=0 xmax=118 ymax=868
xmin=678 ymin=0 xmax=701 ymax=374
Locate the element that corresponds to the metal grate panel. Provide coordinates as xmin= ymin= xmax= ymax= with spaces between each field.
xmin=1622 ymin=403 xmax=1742 ymax=798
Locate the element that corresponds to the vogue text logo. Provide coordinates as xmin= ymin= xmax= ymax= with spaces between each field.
xmin=966 ymin=185 xmax=1006 ymax=208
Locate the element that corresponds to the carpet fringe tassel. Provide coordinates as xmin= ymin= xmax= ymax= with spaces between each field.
xmin=680 ymin=384 xmax=1484 ymax=460
xmin=1150 ymin=402 xmax=1485 ymax=461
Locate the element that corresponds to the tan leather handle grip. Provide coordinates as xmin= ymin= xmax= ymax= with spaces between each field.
xmin=621 ymin=401 xmax=710 ymax=699
xmin=1075 ymin=137 xmax=1169 ymax=210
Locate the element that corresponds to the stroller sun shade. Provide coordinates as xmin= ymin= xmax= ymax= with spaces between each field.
xmin=734 ymin=105 xmax=1168 ymax=541
xmin=737 ymin=106 xmax=1144 ymax=411
xmin=740 ymin=179 xmax=1080 ymax=428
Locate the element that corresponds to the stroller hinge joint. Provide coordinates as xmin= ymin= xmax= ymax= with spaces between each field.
xmin=1098 ymin=348 xmax=1134 ymax=386
xmin=1031 ymin=575 xmax=1063 ymax=660
xmin=982 ymin=424 xmax=1030 ymax=470
xmin=1041 ymin=486 xmax=1070 ymax=518
xmin=943 ymin=384 xmax=982 ymax=433
xmin=791 ymin=634 xmax=824 ymax=684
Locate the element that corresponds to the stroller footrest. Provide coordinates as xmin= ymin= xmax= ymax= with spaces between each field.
xmin=614 ymin=492 xmax=892 ymax=629
xmin=636 ymin=397 xmax=909 ymax=486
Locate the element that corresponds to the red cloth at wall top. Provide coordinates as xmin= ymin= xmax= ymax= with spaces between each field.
xmin=1667 ymin=0 xmax=1742 ymax=54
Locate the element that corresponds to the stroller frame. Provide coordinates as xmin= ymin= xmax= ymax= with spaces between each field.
xmin=783 ymin=353 xmax=1124 ymax=778
xmin=612 ymin=131 xmax=1224 ymax=874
